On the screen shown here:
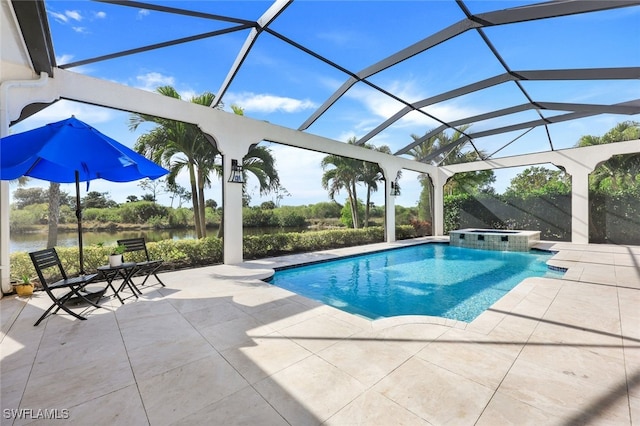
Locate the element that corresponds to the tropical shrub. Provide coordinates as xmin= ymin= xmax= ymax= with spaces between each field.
xmin=394 ymin=205 xmax=416 ymax=226
xmin=168 ymin=208 xmax=191 ymax=228
xmin=83 ymin=207 xmax=122 ymax=222
xmin=204 ymin=207 xmax=220 ymax=227
xmin=147 ymin=215 xmax=169 ymax=229
xmin=119 ymin=201 xmax=168 ymax=223
xmin=369 ymin=205 xmax=384 ymax=218
xmin=590 ymin=188 xmax=640 ymax=244
xmin=340 ymin=201 xmax=365 ymax=228
xmin=274 ymin=209 xmax=307 ymax=227
xmin=409 ymin=219 xmax=432 ymax=236
xmin=443 ymin=192 xmax=572 ymax=240
xmin=396 ymin=225 xmax=416 ymax=240
xmin=243 ymin=207 xmax=278 ymax=227
xmin=58 ymin=205 xmax=76 ymax=224
xmin=243 ymin=227 xmax=386 ymax=259
xmin=307 ymin=201 xmax=343 ymax=219
xmin=8 ymin=252 xmax=37 ymax=283
xmin=171 ymin=238 xmax=222 ymax=265
xmin=9 ymin=208 xmax=41 ymax=232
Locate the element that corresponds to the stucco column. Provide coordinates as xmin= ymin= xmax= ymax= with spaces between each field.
xmin=382 ymin=167 xmax=401 ymax=243
xmin=561 ymin=163 xmax=593 ymax=244
xmin=431 ymin=169 xmax=452 ymax=237
xmin=200 ymin=124 xmax=260 ymax=265
xmin=1 ymin=73 xmax=56 ymax=294
xmin=0 ymin=182 xmax=9 ymax=294
xmin=385 ymin=187 xmax=396 ymax=242
xmin=221 ymin=154 xmax=246 ymax=264
xmin=0 ymin=111 xmax=9 ymax=293
xmin=571 ymin=170 xmax=590 ymax=244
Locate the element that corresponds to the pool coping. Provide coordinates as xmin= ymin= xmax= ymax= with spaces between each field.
xmin=265 ymin=239 xmax=561 ymax=274
xmin=266 ymin=240 xmax=449 ymax=274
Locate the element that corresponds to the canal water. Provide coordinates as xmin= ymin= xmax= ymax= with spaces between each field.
xmin=10 ymin=226 xmax=305 ymax=253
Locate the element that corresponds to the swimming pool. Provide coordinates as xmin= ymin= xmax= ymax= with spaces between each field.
xmin=267 ymin=244 xmax=563 ymax=322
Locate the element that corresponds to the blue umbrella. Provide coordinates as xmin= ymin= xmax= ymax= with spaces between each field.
xmin=1 ymin=116 xmax=169 ymax=273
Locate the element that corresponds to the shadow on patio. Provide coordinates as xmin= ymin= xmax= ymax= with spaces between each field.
xmin=1 ymin=241 xmax=639 ymax=425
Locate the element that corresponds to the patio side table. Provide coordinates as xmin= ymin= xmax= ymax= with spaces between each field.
xmin=97 ymin=262 xmax=140 ymax=304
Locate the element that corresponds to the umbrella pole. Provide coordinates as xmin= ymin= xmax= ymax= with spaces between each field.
xmin=75 ymin=171 xmax=85 ymax=275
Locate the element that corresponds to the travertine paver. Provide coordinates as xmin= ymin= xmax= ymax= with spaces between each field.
xmin=1 ymin=238 xmax=638 ymax=425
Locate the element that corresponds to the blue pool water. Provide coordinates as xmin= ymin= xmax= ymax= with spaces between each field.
xmin=268 ymin=244 xmax=563 ymax=322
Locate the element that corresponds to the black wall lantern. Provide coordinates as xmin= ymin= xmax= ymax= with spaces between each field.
xmin=228 ymin=159 xmax=244 ymax=183
xmin=390 ymin=180 xmax=400 ymax=196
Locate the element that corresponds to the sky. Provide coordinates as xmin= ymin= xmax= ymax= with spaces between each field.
xmin=6 ymin=1 xmax=640 ymax=209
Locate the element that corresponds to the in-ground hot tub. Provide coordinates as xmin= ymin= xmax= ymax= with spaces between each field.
xmin=449 ymin=228 xmax=540 ymax=252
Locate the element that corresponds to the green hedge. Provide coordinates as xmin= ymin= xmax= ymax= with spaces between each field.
xmin=243 ymin=227 xmax=388 ymax=259
xmin=444 ymin=190 xmax=640 ymax=244
xmin=242 ymin=207 xmax=308 ymax=228
xmin=444 ymin=193 xmax=571 ymax=241
xmin=590 ymin=189 xmax=640 ymax=244
xmin=9 ymin=225 xmax=419 ymax=284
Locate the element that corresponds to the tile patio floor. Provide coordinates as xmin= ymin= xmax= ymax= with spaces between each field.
xmin=1 ymin=238 xmax=639 ymax=425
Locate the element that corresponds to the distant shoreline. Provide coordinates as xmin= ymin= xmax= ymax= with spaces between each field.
xmin=10 ymin=222 xmax=189 ymax=234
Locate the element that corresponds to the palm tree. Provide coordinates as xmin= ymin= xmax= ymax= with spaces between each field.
xmin=241 ymin=146 xmax=280 ymax=194
xmin=576 ymin=121 xmax=640 ymax=192
xmin=359 ymin=144 xmax=392 ymax=227
xmin=408 ymin=125 xmax=494 ymax=219
xmin=133 ymin=118 xmax=208 ymax=238
xmin=190 ymin=91 xmax=223 ymax=235
xmin=408 ymin=132 xmax=440 ymax=222
xmin=132 ymin=91 xmax=282 ymax=238
xmin=46 ymin=182 xmax=60 ymax=248
xmin=215 ymin=144 xmax=281 ymax=237
xmin=427 ymin=125 xmax=493 ymax=195
xmin=321 ymin=139 xmax=363 ymax=228
xmin=130 ymin=86 xmax=221 ymax=238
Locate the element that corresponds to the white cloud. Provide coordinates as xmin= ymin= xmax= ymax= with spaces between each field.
xmin=225 ymin=92 xmax=317 ymax=114
xmin=248 ymin=144 xmax=329 ymax=206
xmin=49 ymin=11 xmax=68 ymax=23
xmin=131 ymin=73 xmax=202 ymax=106
xmin=137 ymin=9 xmax=150 ymax=20
xmin=335 ymin=130 xmax=358 ymax=143
xmin=54 ymin=51 xmax=92 ymax=74
xmin=135 ymin=72 xmax=175 ymax=92
xmin=56 ymin=54 xmax=74 ymax=64
xmin=65 ymin=10 xmax=82 ymax=21
xmin=345 ymin=79 xmax=480 ymax=137
xmin=94 ymin=11 xmax=106 ymax=19
xmin=179 ymin=90 xmax=198 ymax=102
xmin=48 ymin=8 xmax=92 ymax=29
